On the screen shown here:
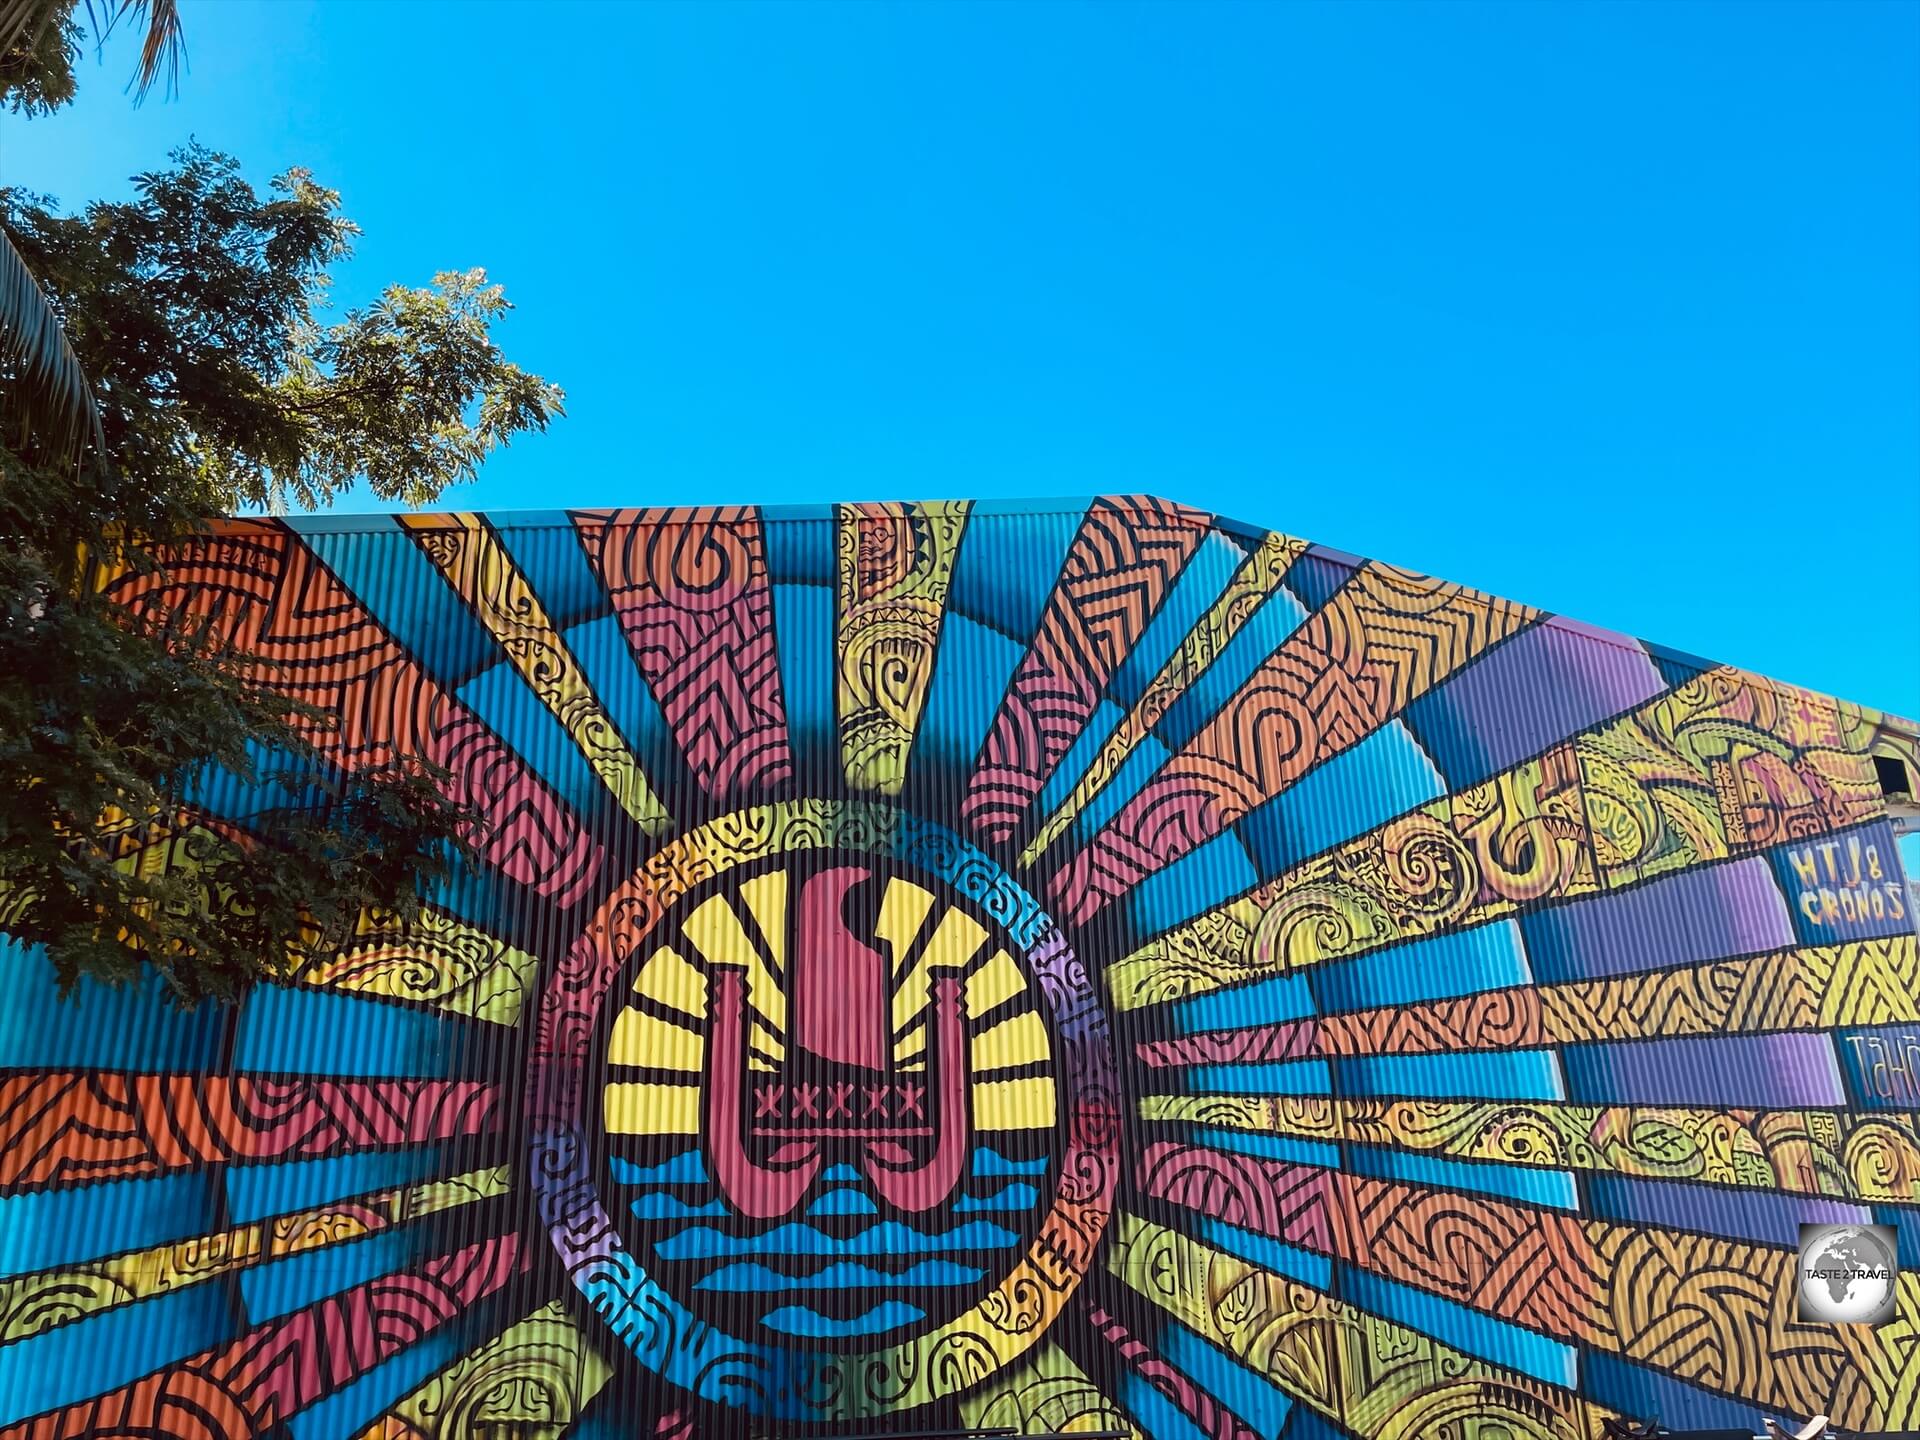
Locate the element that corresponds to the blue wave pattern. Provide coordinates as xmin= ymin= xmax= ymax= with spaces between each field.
xmin=954 ymin=1182 xmax=1039 ymax=1212
xmin=654 ymin=1218 xmax=1021 ymax=1261
xmin=695 ymin=1259 xmax=986 ymax=1292
xmin=806 ymin=1187 xmax=878 ymax=1216
xmin=762 ymin=1301 xmax=927 ymax=1338
xmin=629 ymin=1192 xmax=728 ymax=1220
xmin=972 ymin=1145 xmax=1049 ymax=1177
xmin=612 ymin=1145 xmax=1050 ymax=1339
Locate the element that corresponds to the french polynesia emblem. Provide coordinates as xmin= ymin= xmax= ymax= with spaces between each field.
xmin=528 ymin=804 xmax=1120 ymax=1422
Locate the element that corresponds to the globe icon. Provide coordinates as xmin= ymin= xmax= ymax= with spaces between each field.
xmin=1799 ymin=1226 xmax=1897 ymax=1324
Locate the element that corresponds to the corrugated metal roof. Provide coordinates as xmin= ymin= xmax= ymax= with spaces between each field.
xmin=4 ymin=494 xmax=1914 ymax=1440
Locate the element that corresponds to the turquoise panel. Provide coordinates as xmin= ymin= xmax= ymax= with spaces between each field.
xmin=1346 ymin=1145 xmax=1579 ymax=1210
xmin=0 ymin=934 xmax=228 ymax=1073
xmin=1342 ymin=1269 xmax=1578 ymax=1389
xmin=0 ymin=1171 xmax=219 ymax=1278
xmin=947 ymin=499 xmax=1086 ymax=639
xmin=298 ymin=520 xmax=498 ymax=684
xmin=1234 ymin=721 xmax=1443 ymax=878
xmin=226 ymin=1144 xmax=474 ymax=1224
xmin=0 ymin=1281 xmax=238 ymax=1424
xmin=1162 ymin=1320 xmax=1293 ymax=1440
xmin=234 ymin=986 xmax=487 ymax=1078
xmin=1107 ymin=531 xmax=1244 ymax=706
xmin=1311 ymin=921 xmax=1530 ymax=1011
xmin=1335 ymin=1049 xmax=1565 ymax=1101
xmin=771 ymin=582 xmax=835 ymax=783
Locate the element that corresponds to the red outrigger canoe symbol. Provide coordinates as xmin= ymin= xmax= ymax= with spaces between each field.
xmin=704 ymin=866 xmax=969 ymax=1220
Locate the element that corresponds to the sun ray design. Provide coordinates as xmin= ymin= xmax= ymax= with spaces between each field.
xmin=1137 ymin=1094 xmax=1920 ymax=1201
xmin=1129 ymin=1138 xmax=1912 ymax=1428
xmin=6 ymin=500 xmax=1917 ymax=1438
xmin=293 ymin=906 xmax=541 ymax=1025
xmin=1134 ymin=933 xmax=1920 ymax=1065
xmin=960 ymin=1341 xmax=1138 ymax=1437
xmin=1021 ymin=527 xmax=1309 ymax=869
xmin=837 ymin=500 xmax=970 ymax=796
xmin=399 ymin=513 xmax=674 ymax=836
xmin=573 ymin=506 xmax=795 ymax=800
xmin=1106 ymin=1212 xmax=1607 ymax=1439
xmin=0 ymin=1237 xmax=526 ymax=1440
xmin=1050 ymin=560 xmax=1541 ymax=925
xmin=99 ymin=522 xmax=605 ymax=910
xmin=961 ymin=496 xmax=1211 ymax=843
xmin=0 ymin=1167 xmax=508 ymax=1346
xmin=0 ymin=1075 xmax=501 ymax=1189
xmin=66 ymin=814 xmax=545 ymax=1026
xmin=1109 ymin=666 xmax=1885 ymax=1009
xmin=345 ymin=1300 xmax=612 ymax=1439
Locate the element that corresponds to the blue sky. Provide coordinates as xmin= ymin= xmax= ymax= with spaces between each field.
xmin=6 ymin=0 xmax=1917 ymax=713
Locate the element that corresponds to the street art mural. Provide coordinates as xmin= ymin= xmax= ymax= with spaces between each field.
xmin=1 ymin=496 xmax=1917 ymax=1439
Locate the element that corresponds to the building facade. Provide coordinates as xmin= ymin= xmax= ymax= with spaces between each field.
xmin=3 ymin=496 xmax=1918 ymax=1439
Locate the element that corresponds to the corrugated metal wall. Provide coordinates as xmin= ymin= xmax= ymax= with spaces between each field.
xmin=2 ymin=495 xmax=1917 ymax=1439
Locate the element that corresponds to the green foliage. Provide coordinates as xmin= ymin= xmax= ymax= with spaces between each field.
xmin=0 ymin=141 xmax=563 ymax=1001
xmin=0 ymin=0 xmax=80 ymax=115
xmin=7 ymin=147 xmax=563 ymax=510
xmin=1 ymin=0 xmax=182 ymax=113
xmin=0 ymin=512 xmax=482 ymax=1001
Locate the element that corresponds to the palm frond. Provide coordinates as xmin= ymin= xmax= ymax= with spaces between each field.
xmin=0 ymin=227 xmax=107 ymax=472
xmin=0 ymin=0 xmax=183 ymax=103
xmin=92 ymin=0 xmax=180 ymax=102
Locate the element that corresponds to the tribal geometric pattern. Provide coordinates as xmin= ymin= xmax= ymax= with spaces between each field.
xmin=0 ymin=496 xmax=1915 ymax=1439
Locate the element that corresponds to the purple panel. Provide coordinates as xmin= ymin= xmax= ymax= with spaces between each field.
xmin=1562 ymin=1033 xmax=1845 ymax=1108
xmin=1522 ymin=857 xmax=1793 ymax=983
xmin=1402 ymin=619 xmax=1666 ymax=786
xmin=1584 ymin=1174 xmax=1868 ymax=1246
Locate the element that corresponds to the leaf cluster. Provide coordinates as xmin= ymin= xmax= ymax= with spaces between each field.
xmin=0 ymin=143 xmax=562 ymax=1001
xmin=0 ymin=506 xmax=482 ymax=1001
xmin=7 ymin=146 xmax=562 ymax=511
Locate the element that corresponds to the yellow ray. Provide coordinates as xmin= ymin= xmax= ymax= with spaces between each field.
xmin=973 ymin=1076 xmax=1057 ymax=1131
xmin=632 ymin=944 xmax=708 ymax=1018
xmin=836 ymin=500 xmax=971 ymax=796
xmin=752 ymin=1019 xmax=786 ymax=1063
xmin=895 ymin=1023 xmax=927 ymax=1063
xmin=966 ymin=948 xmax=1027 ymax=1020
xmin=302 ymin=906 xmax=540 ymax=1026
xmin=875 ymin=877 xmax=938 ymax=973
xmin=684 ymin=893 xmax=786 ymax=1035
xmin=606 ymin=1007 xmax=705 ymax=1072
xmin=892 ymin=908 xmax=989 ymax=1033
xmin=971 ymin=1010 xmax=1051 ymax=1074
xmin=740 ymin=870 xmax=788 ymax=968
xmin=604 ymin=1082 xmax=700 ymax=1135
xmin=1109 ymin=665 xmax=1883 ymax=1011
xmin=372 ymin=1299 xmax=613 ymax=1440
xmin=0 ymin=1167 xmax=506 ymax=1349
xmin=1107 ymin=1212 xmax=1604 ymax=1440
xmin=1137 ymin=1094 xmax=1920 ymax=1204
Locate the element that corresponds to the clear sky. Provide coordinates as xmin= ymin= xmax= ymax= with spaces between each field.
xmin=5 ymin=0 xmax=1917 ymax=714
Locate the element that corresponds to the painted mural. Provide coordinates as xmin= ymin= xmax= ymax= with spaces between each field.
xmin=1 ymin=495 xmax=1917 ymax=1439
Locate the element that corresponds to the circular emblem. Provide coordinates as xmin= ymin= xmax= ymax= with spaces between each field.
xmin=527 ymin=802 xmax=1120 ymax=1420
xmin=1798 ymin=1224 xmax=1898 ymax=1326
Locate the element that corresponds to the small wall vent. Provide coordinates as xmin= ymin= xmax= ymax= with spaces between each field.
xmin=1878 ymin=754 xmax=1915 ymax=800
